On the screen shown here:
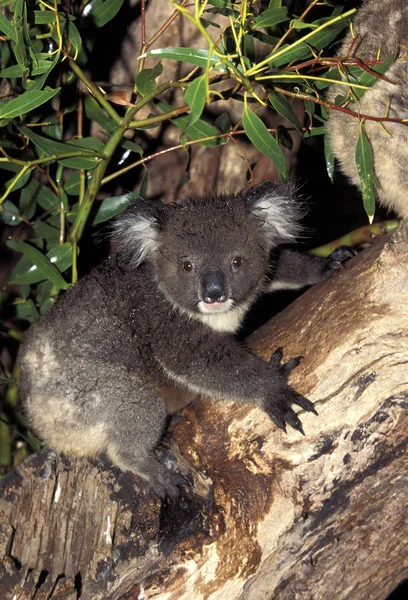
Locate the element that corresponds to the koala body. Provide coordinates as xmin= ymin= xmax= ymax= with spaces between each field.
xmin=20 ymin=183 xmax=339 ymax=498
xmin=327 ymin=0 xmax=408 ymax=218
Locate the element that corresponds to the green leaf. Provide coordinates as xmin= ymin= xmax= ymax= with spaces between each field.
xmin=0 ymin=87 xmax=60 ymax=119
xmin=65 ymin=18 xmax=82 ymax=57
xmin=243 ymin=105 xmax=287 ymax=181
xmin=206 ymin=0 xmax=234 ymax=7
xmin=268 ymin=43 xmax=311 ymax=67
xmin=14 ymin=299 xmax=39 ymax=323
xmin=0 ymin=200 xmax=20 ymax=226
xmin=135 ymin=69 xmax=158 ymax=97
xmin=19 ymin=178 xmax=40 ymax=220
xmin=84 ymin=96 xmax=115 ymax=133
xmin=121 ymin=140 xmax=143 ymax=155
xmin=3 ymin=166 xmax=31 ymax=192
xmin=253 ymin=7 xmax=288 ymax=29
xmin=92 ymin=194 xmax=134 ymax=225
xmin=92 ymin=0 xmax=125 ymax=28
xmin=31 ymin=10 xmax=57 ymax=24
xmin=8 ymin=255 xmax=45 ymax=285
xmin=64 ymin=171 xmax=81 ymax=195
xmin=268 ymin=91 xmax=302 ymax=133
xmin=0 ymin=59 xmax=54 ymax=78
xmin=47 ymin=242 xmax=73 ymax=272
xmin=144 ymin=47 xmax=227 ymax=72
xmin=18 ymin=125 xmax=102 ymax=169
xmin=355 ymin=126 xmax=375 ymax=222
xmin=158 ymin=101 xmax=222 ymax=146
xmin=184 ymin=75 xmax=207 ymax=127
xmin=7 ymin=239 xmax=69 ymax=289
xmin=36 ymin=185 xmax=60 ymax=211
xmin=34 ymin=220 xmax=60 ymax=246
xmin=0 ymin=12 xmax=17 ymax=41
xmin=353 ymin=53 xmax=397 ymax=101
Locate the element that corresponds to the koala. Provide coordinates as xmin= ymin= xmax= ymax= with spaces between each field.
xmin=327 ymin=0 xmax=408 ymax=218
xmin=19 ymin=182 xmax=346 ymax=499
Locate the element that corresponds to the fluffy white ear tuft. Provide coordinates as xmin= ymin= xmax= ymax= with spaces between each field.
xmin=247 ymin=182 xmax=303 ymax=244
xmin=112 ymin=198 xmax=161 ymax=266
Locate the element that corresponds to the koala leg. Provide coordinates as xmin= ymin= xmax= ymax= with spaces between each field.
xmin=104 ymin=384 xmax=184 ymax=499
xmin=21 ymin=340 xmax=182 ymax=499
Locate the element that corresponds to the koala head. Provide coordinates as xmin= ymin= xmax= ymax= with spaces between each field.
xmin=113 ymin=182 xmax=302 ymax=331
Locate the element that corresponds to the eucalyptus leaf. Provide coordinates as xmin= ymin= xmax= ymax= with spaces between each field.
xmin=268 ymin=91 xmax=303 ymax=133
xmin=14 ymin=299 xmax=39 ymax=323
xmin=253 ymin=7 xmax=288 ymax=29
xmin=64 ymin=171 xmax=81 ymax=196
xmin=144 ymin=47 xmax=227 ymax=72
xmin=135 ymin=69 xmax=158 ymax=97
xmin=184 ymin=75 xmax=207 ymax=127
xmin=84 ymin=96 xmax=116 ymax=133
xmin=7 ymin=239 xmax=69 ymax=289
xmin=0 ymin=11 xmax=16 ymax=41
xmin=92 ymin=0 xmax=125 ymax=28
xmin=0 ymin=87 xmax=60 ymax=119
xmin=18 ymin=125 xmax=102 ymax=169
xmin=243 ymin=106 xmax=287 ymax=181
xmin=355 ymin=127 xmax=375 ymax=222
xmin=92 ymin=194 xmax=134 ymax=225
xmin=0 ymin=200 xmax=20 ymax=226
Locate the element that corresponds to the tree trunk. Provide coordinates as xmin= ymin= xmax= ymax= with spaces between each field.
xmin=1 ymin=223 xmax=407 ymax=600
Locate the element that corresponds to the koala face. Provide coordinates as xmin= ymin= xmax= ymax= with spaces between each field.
xmin=155 ymin=200 xmax=270 ymax=318
xmin=113 ymin=183 xmax=302 ymax=325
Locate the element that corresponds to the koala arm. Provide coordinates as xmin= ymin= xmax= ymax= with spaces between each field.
xmin=154 ymin=322 xmax=315 ymax=433
xmin=267 ymin=246 xmax=352 ymax=292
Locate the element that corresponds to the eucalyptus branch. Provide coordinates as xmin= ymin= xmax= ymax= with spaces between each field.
xmin=273 ymin=86 xmax=408 ymax=127
xmin=130 ymin=80 xmax=187 ymax=116
xmin=246 ymin=8 xmax=357 ymax=77
xmin=69 ymin=99 xmax=142 ymax=249
xmin=310 ymin=221 xmax=399 ymax=257
xmin=128 ymin=105 xmax=190 ymax=129
xmin=272 ymin=0 xmax=319 ymax=55
xmin=0 ymin=152 xmax=104 ymax=205
xmin=256 ymin=73 xmax=370 ymax=90
xmin=101 ymin=126 xmax=279 ymax=186
xmin=68 ymin=59 xmax=122 ymax=126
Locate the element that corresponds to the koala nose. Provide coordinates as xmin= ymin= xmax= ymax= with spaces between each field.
xmin=202 ymin=271 xmax=226 ymax=303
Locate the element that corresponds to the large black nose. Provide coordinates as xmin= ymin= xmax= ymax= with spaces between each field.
xmin=202 ymin=271 xmax=226 ymax=303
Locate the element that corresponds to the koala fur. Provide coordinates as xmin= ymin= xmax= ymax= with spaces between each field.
xmin=19 ymin=182 xmax=341 ymax=499
xmin=327 ymin=0 xmax=408 ymax=218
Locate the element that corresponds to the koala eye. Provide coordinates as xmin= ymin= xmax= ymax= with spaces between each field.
xmin=182 ymin=260 xmax=194 ymax=273
xmin=232 ymin=256 xmax=243 ymax=270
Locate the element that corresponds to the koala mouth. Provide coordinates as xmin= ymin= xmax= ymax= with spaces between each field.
xmin=198 ymin=299 xmax=234 ymax=314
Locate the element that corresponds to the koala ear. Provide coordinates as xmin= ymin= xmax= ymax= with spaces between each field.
xmin=244 ymin=181 xmax=303 ymax=244
xmin=112 ymin=196 xmax=165 ymax=266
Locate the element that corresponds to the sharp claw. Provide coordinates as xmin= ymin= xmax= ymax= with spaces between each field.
xmin=297 ymin=423 xmax=305 ymax=436
xmin=274 ymin=417 xmax=287 ymax=433
xmin=283 ymin=356 xmax=303 ymax=374
xmin=270 ymin=347 xmax=283 ymax=365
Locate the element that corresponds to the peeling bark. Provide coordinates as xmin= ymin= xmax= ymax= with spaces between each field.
xmin=1 ymin=224 xmax=407 ymax=600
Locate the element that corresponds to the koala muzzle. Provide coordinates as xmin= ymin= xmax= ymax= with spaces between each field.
xmin=202 ymin=270 xmax=227 ymax=303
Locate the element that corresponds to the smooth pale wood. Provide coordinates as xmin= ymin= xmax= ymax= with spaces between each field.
xmin=1 ymin=224 xmax=407 ymax=600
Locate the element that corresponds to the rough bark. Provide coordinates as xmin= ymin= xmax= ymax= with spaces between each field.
xmin=1 ymin=224 xmax=407 ymax=600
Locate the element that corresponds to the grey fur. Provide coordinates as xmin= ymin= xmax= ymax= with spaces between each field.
xmin=19 ymin=183 xmax=337 ymax=499
xmin=327 ymin=0 xmax=408 ymax=218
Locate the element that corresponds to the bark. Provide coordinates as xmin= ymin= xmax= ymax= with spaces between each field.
xmin=1 ymin=224 xmax=408 ymax=600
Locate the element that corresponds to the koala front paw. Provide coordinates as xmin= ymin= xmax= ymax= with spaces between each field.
xmin=324 ymin=245 xmax=356 ymax=278
xmin=267 ymin=347 xmax=317 ymax=434
xmin=265 ymin=387 xmax=317 ymax=434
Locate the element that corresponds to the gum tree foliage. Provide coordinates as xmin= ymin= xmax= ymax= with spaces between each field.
xmin=0 ymin=0 xmax=392 ymax=469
